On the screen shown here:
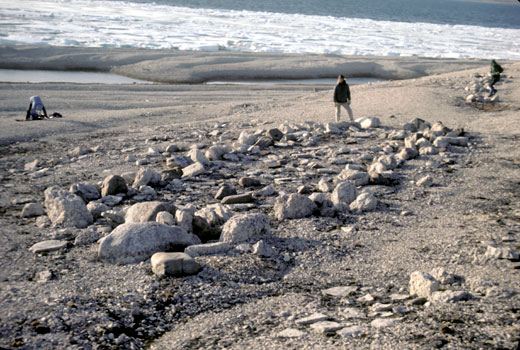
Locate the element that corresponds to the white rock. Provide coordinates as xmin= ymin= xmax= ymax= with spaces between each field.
xmin=337 ymin=169 xmax=369 ymax=186
xmin=44 ymin=186 xmax=93 ymax=228
xmin=184 ymin=242 xmax=231 ymax=257
xmin=340 ymin=307 xmax=364 ymax=319
xmin=238 ymin=131 xmax=258 ymax=145
xmin=156 ymin=211 xmax=175 ymax=225
xmin=29 ymin=240 xmax=68 ymax=253
xmin=337 ymin=325 xmax=366 ymax=338
xmin=357 ymin=117 xmax=381 ymax=129
xmin=409 ymin=271 xmax=440 ymax=298
xmin=417 ymin=175 xmax=434 ymax=187
xmin=175 ymin=209 xmax=193 ymax=233
xmin=220 ymin=213 xmax=270 ymax=244
xmin=150 ymin=252 xmax=201 ymax=276
xmin=182 ymin=162 xmax=206 ymax=178
xmin=485 ymin=245 xmax=519 ymax=260
xmin=277 ymin=328 xmax=305 ymax=338
xmin=273 ymin=194 xmax=317 ymax=220
xmin=98 ymin=222 xmax=201 ymax=264
xmin=317 ymin=178 xmax=334 ymax=192
xmin=125 ymin=201 xmax=172 ymax=223
xmin=310 ymin=321 xmax=343 ymax=333
xmin=430 ymin=290 xmax=473 ymax=303
xmin=349 ymin=192 xmax=378 ymax=212
xmin=252 ymin=240 xmax=275 ymax=257
xmin=433 ymin=136 xmax=468 ymax=148
xmin=295 ymin=313 xmax=328 ymax=325
xmin=371 ymin=318 xmax=400 ymax=328
xmin=133 ymin=168 xmax=161 ymax=188
xmin=331 ymin=182 xmax=357 ymax=206
xmin=24 ymin=159 xmax=40 ymax=171
xmin=430 ymin=267 xmax=457 ymax=285
xmin=187 ymin=148 xmax=210 ymax=166
xmin=322 ymin=286 xmax=358 ymax=297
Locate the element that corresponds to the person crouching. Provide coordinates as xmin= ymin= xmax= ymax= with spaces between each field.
xmin=26 ymin=95 xmax=48 ymax=120
xmin=333 ymin=75 xmax=354 ymax=122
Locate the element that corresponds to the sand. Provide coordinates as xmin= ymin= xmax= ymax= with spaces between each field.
xmin=0 ymin=45 xmax=512 ymax=146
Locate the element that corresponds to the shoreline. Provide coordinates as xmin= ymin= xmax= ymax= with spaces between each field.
xmin=0 ymin=45 xmax=500 ymax=84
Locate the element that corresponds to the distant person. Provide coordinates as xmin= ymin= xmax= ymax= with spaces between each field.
xmin=333 ymin=75 xmax=354 ymax=122
xmin=489 ymin=59 xmax=503 ymax=96
xmin=26 ymin=95 xmax=48 ymax=120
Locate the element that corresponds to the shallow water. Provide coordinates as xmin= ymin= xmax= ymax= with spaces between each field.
xmin=206 ymin=77 xmax=385 ymax=85
xmin=0 ymin=69 xmax=151 ymax=84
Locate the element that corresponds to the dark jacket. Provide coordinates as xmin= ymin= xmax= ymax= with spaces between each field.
xmin=491 ymin=60 xmax=503 ymax=76
xmin=334 ymin=81 xmax=351 ymax=103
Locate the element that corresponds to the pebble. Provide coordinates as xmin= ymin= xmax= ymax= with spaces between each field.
xmin=29 ymin=240 xmax=68 ymax=254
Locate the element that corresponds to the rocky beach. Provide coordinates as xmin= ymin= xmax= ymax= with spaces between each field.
xmin=0 ymin=47 xmax=519 ymax=350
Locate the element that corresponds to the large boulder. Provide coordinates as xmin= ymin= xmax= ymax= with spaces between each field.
xmin=193 ymin=204 xmax=233 ymax=241
xmin=274 ymin=194 xmax=317 ymax=220
xmin=98 ymin=222 xmax=201 ymax=264
xmin=220 ymin=213 xmax=271 ymax=244
xmin=125 ymin=201 xmax=174 ymax=223
xmin=44 ymin=186 xmax=93 ymax=228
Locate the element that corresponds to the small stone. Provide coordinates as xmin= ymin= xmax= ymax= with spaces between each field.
xmin=184 ymin=242 xmax=231 ymax=257
xmin=21 ymin=202 xmax=46 ymax=218
xmin=221 ymin=193 xmax=254 ymax=204
xmin=337 ymin=325 xmax=366 ymax=338
xmin=295 ymin=313 xmax=329 ymax=325
xmin=182 ymin=162 xmax=206 ymax=178
xmin=349 ymin=192 xmax=378 ymax=212
xmin=430 ymin=290 xmax=473 ymax=303
xmin=409 ymin=271 xmax=440 ymax=298
xmin=156 ymin=211 xmax=175 ymax=225
xmin=215 ymin=185 xmax=237 ymax=200
xmin=29 ymin=240 xmax=68 ymax=254
xmin=322 ymin=286 xmax=358 ymax=297
xmin=239 ymin=177 xmax=262 ymax=188
xmin=37 ymin=270 xmax=54 ymax=282
xmin=417 ymin=175 xmax=434 ymax=187
xmin=339 ymin=307 xmax=364 ymax=319
xmin=252 ymin=240 xmax=275 ymax=257
xmin=371 ymin=318 xmax=400 ymax=328
xmin=151 ymin=252 xmax=201 ymax=277
xmin=277 ymin=328 xmax=305 ymax=339
xmin=310 ymin=321 xmax=343 ymax=333
xmin=101 ymin=175 xmax=128 ymax=197
xmin=331 ymin=182 xmax=357 ymax=206
xmin=24 ymin=159 xmax=40 ymax=171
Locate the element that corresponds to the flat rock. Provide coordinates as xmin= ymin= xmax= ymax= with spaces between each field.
xmin=322 ymin=286 xmax=358 ymax=297
xmin=151 ymin=252 xmax=201 ymax=277
xmin=371 ymin=318 xmax=400 ymax=328
xmin=29 ymin=240 xmax=68 ymax=254
xmin=310 ymin=321 xmax=343 ymax=333
xmin=184 ymin=242 xmax=231 ymax=257
xmin=295 ymin=313 xmax=329 ymax=325
xmin=337 ymin=325 xmax=366 ymax=338
xmin=277 ymin=328 xmax=305 ymax=339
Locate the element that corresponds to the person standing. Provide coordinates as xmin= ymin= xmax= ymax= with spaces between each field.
xmin=489 ymin=59 xmax=503 ymax=96
xmin=333 ymin=75 xmax=354 ymax=122
xmin=26 ymin=95 xmax=48 ymax=120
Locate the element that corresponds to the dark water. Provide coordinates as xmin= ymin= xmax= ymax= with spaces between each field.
xmin=120 ymin=0 xmax=520 ymax=29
